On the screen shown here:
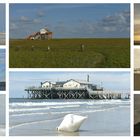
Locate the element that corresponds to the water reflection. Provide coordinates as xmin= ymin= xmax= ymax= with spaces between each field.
xmin=57 ymin=131 xmax=79 ymax=136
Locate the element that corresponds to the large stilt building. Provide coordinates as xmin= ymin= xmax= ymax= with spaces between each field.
xmin=25 ymin=76 xmax=129 ymax=99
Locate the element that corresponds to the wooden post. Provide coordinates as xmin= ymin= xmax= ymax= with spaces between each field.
xmin=15 ymin=46 xmax=20 ymax=51
xmin=47 ymin=46 xmax=50 ymax=51
xmin=81 ymin=44 xmax=85 ymax=52
xmin=31 ymin=45 xmax=35 ymax=51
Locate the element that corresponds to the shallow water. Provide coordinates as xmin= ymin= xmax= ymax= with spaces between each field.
xmin=9 ymin=98 xmax=130 ymax=136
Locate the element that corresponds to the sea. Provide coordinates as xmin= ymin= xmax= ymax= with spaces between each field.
xmin=0 ymin=95 xmax=5 ymax=136
xmin=9 ymin=98 xmax=130 ymax=136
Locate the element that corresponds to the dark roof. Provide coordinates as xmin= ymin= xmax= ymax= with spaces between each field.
xmin=42 ymin=81 xmax=52 ymax=84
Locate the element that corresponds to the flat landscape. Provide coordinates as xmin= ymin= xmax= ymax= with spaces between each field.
xmin=9 ymin=38 xmax=130 ymax=68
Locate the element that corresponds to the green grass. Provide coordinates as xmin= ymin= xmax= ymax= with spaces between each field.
xmin=9 ymin=38 xmax=130 ymax=68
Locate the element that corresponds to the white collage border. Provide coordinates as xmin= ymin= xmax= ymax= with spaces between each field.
xmin=0 ymin=0 xmax=140 ymax=139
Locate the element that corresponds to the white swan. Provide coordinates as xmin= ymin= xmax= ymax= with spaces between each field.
xmin=57 ymin=114 xmax=87 ymax=132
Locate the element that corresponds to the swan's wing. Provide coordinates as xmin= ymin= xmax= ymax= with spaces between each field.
xmin=71 ymin=115 xmax=87 ymax=131
xmin=73 ymin=114 xmax=87 ymax=124
xmin=57 ymin=114 xmax=72 ymax=131
xmin=64 ymin=114 xmax=73 ymax=124
xmin=57 ymin=114 xmax=87 ymax=132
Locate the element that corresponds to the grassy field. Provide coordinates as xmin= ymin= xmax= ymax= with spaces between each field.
xmin=9 ymin=38 xmax=130 ymax=68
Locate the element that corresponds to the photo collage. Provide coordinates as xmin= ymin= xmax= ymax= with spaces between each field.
xmin=0 ymin=0 xmax=140 ymax=139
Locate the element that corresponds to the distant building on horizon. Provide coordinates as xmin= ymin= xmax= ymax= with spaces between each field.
xmin=26 ymin=28 xmax=52 ymax=40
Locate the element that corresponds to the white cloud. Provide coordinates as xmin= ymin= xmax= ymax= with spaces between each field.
xmin=10 ymin=23 xmax=18 ymax=30
xmin=20 ymin=16 xmax=29 ymax=22
xmin=37 ymin=11 xmax=45 ymax=17
xmin=33 ymin=18 xmax=42 ymax=24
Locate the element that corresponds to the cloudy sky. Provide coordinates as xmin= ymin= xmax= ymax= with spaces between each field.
xmin=10 ymin=4 xmax=130 ymax=39
xmin=0 ymin=4 xmax=5 ymax=33
xmin=134 ymin=4 xmax=140 ymax=41
xmin=9 ymin=71 xmax=130 ymax=98
xmin=0 ymin=49 xmax=5 ymax=81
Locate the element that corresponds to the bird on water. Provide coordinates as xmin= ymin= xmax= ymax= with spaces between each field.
xmin=57 ymin=114 xmax=87 ymax=132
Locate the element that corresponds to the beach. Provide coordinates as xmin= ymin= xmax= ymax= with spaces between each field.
xmin=0 ymin=34 xmax=5 ymax=45
xmin=0 ymin=95 xmax=5 ymax=136
xmin=134 ymin=49 xmax=140 ymax=69
xmin=9 ymin=99 xmax=130 ymax=136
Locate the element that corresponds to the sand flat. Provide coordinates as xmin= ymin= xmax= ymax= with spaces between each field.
xmin=0 ymin=95 xmax=5 ymax=136
xmin=134 ymin=49 xmax=140 ymax=69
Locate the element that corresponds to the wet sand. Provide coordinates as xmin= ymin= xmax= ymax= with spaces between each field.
xmin=10 ymin=108 xmax=130 ymax=136
xmin=134 ymin=95 xmax=140 ymax=136
xmin=9 ymin=99 xmax=130 ymax=136
xmin=0 ymin=39 xmax=5 ymax=45
xmin=0 ymin=95 xmax=5 ymax=136
xmin=0 ymin=34 xmax=5 ymax=45
xmin=134 ymin=74 xmax=140 ymax=90
xmin=0 ymin=127 xmax=5 ymax=136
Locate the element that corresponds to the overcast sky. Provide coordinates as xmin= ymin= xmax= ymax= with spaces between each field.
xmin=10 ymin=4 xmax=130 ymax=39
xmin=0 ymin=49 xmax=5 ymax=81
xmin=0 ymin=4 xmax=5 ymax=33
xmin=9 ymin=71 xmax=130 ymax=98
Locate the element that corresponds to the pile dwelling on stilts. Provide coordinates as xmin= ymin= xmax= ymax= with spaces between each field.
xmin=26 ymin=28 xmax=52 ymax=40
xmin=25 ymin=76 xmax=130 ymax=99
